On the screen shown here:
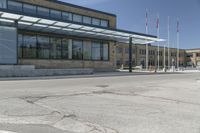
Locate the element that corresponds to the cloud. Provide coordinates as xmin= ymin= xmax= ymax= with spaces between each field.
xmin=60 ymin=0 xmax=110 ymax=6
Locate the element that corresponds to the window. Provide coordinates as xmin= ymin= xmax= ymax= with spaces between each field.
xmin=83 ymin=41 xmax=92 ymax=60
xmin=38 ymin=36 xmax=50 ymax=59
xmin=125 ymin=48 xmax=129 ymax=53
xmin=116 ymin=47 xmax=122 ymax=53
xmin=103 ymin=43 xmax=109 ymax=61
xmin=62 ymin=12 xmax=72 ymax=21
xmin=73 ymin=14 xmax=82 ymax=23
xmin=92 ymin=18 xmax=100 ymax=26
xmin=101 ymin=20 xmax=108 ymax=27
xmin=18 ymin=34 xmax=23 ymax=58
xmin=62 ymin=39 xmax=69 ymax=59
xmin=92 ymin=42 xmax=101 ymax=60
xmin=50 ymin=10 xmax=61 ymax=19
xmin=50 ymin=37 xmax=62 ymax=59
xmin=37 ymin=7 xmax=49 ymax=17
xmin=0 ymin=0 xmax=7 ymax=9
xmin=23 ymin=4 xmax=36 ymax=15
xmin=83 ymin=16 xmax=92 ymax=24
xmin=72 ymin=40 xmax=83 ymax=60
xmin=23 ymin=34 xmax=37 ymax=58
xmin=8 ymin=1 xmax=22 ymax=12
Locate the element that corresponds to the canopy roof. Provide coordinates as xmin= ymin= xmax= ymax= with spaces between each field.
xmin=0 ymin=9 xmax=164 ymax=44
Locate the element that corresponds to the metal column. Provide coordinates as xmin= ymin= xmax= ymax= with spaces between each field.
xmin=129 ymin=37 xmax=133 ymax=73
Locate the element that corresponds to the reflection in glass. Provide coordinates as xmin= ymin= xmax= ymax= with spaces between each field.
xmin=50 ymin=37 xmax=61 ymax=59
xmin=23 ymin=34 xmax=37 ymax=58
xmin=72 ymin=40 xmax=83 ymax=60
xmin=92 ymin=42 xmax=101 ymax=60
xmin=23 ymin=4 xmax=36 ymax=15
xmin=83 ymin=41 xmax=91 ymax=60
xmin=62 ymin=39 xmax=68 ymax=59
xmin=38 ymin=36 xmax=50 ymax=59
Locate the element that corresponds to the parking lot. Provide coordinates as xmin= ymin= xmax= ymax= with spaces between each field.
xmin=0 ymin=72 xmax=200 ymax=133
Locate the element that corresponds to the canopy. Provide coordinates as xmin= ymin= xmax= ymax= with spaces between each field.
xmin=0 ymin=10 xmax=164 ymax=44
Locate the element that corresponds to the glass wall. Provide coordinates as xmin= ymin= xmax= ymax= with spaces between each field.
xmin=18 ymin=34 xmax=23 ymax=58
xmin=50 ymin=37 xmax=62 ymax=59
xmin=18 ymin=33 xmax=109 ymax=61
xmin=37 ymin=7 xmax=49 ymax=17
xmin=38 ymin=36 xmax=50 ymax=59
xmin=5 ymin=0 xmax=110 ymax=28
xmin=0 ymin=0 xmax=7 ymax=9
xmin=73 ymin=14 xmax=82 ymax=23
xmin=8 ymin=1 xmax=22 ymax=12
xmin=23 ymin=34 xmax=37 ymax=58
xmin=103 ymin=43 xmax=109 ymax=61
xmin=92 ymin=42 xmax=101 ymax=60
xmin=72 ymin=40 xmax=83 ymax=60
xmin=83 ymin=41 xmax=92 ymax=60
xmin=23 ymin=4 xmax=36 ymax=15
xmin=62 ymin=39 xmax=69 ymax=59
xmin=62 ymin=12 xmax=72 ymax=21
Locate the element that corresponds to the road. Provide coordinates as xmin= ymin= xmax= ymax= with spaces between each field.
xmin=0 ymin=72 xmax=200 ymax=133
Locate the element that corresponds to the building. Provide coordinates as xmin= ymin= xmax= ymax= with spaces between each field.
xmin=0 ymin=0 xmax=160 ymax=72
xmin=116 ymin=43 xmax=188 ymax=69
xmin=185 ymin=49 xmax=200 ymax=67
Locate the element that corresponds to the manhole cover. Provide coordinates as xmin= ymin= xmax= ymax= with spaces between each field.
xmin=96 ymin=85 xmax=109 ymax=88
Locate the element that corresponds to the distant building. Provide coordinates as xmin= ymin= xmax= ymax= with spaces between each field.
xmin=116 ymin=43 xmax=200 ymax=69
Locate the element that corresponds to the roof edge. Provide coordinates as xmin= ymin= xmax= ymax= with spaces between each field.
xmin=48 ymin=0 xmax=117 ymax=17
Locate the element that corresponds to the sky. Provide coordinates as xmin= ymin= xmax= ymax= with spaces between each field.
xmin=60 ymin=0 xmax=200 ymax=49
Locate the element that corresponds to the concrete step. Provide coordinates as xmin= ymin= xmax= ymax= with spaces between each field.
xmin=0 ymin=65 xmax=35 ymax=70
xmin=0 ymin=67 xmax=94 ymax=77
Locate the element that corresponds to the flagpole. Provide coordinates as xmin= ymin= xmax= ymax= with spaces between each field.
xmin=145 ymin=9 xmax=149 ymax=71
xmin=157 ymin=14 xmax=160 ymax=70
xmin=167 ymin=16 xmax=170 ymax=70
xmin=177 ymin=18 xmax=180 ymax=70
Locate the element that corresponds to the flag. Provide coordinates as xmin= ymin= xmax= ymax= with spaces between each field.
xmin=146 ymin=9 xmax=148 ymax=27
xmin=156 ymin=15 xmax=159 ymax=30
xmin=177 ymin=18 xmax=179 ymax=33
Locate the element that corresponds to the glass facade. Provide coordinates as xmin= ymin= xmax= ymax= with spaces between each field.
xmin=8 ymin=1 xmax=22 ymax=12
xmin=62 ymin=12 xmax=72 ymax=21
xmin=83 ymin=16 xmax=92 ymax=25
xmin=23 ymin=34 xmax=37 ymax=58
xmin=72 ymin=40 xmax=83 ymax=60
xmin=2 ymin=0 xmax=109 ymax=28
xmin=73 ymin=14 xmax=82 ymax=23
xmin=23 ymin=4 xmax=36 ymax=15
xmin=50 ymin=10 xmax=61 ymax=19
xmin=83 ymin=41 xmax=92 ymax=60
xmin=50 ymin=37 xmax=62 ymax=59
xmin=92 ymin=42 xmax=101 ymax=60
xmin=0 ymin=0 xmax=7 ymax=9
xmin=37 ymin=7 xmax=49 ymax=17
xmin=18 ymin=33 xmax=109 ymax=61
xmin=38 ymin=36 xmax=50 ymax=59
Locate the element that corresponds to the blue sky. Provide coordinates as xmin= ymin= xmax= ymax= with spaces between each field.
xmin=60 ymin=0 xmax=200 ymax=49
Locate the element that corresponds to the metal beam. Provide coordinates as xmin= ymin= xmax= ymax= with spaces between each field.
xmin=129 ymin=37 xmax=133 ymax=73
